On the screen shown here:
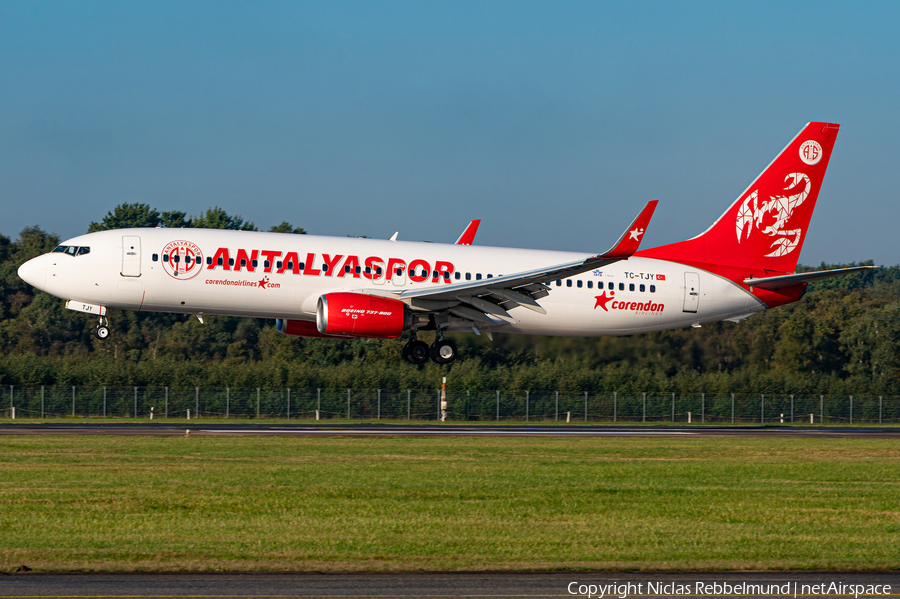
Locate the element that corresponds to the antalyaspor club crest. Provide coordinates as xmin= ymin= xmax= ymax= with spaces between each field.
xmin=162 ymin=240 xmax=203 ymax=279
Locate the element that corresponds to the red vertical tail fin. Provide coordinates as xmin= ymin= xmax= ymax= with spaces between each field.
xmin=637 ymin=122 xmax=840 ymax=276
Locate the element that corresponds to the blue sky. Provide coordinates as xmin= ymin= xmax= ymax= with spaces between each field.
xmin=1 ymin=1 xmax=898 ymax=265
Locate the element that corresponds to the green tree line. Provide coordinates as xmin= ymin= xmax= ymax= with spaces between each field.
xmin=1 ymin=203 xmax=897 ymax=394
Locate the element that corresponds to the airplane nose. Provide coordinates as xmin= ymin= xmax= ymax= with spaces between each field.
xmin=18 ymin=255 xmax=48 ymax=290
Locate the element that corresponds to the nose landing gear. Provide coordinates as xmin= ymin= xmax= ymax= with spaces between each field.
xmin=91 ymin=316 xmax=111 ymax=340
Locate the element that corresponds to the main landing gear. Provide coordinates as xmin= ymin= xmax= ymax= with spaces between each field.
xmin=91 ymin=316 xmax=110 ymax=340
xmin=402 ymin=332 xmax=458 ymax=365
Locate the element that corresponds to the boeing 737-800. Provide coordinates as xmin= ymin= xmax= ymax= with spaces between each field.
xmin=17 ymin=122 xmax=871 ymax=364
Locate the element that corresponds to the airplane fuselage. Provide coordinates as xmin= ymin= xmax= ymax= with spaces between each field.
xmin=26 ymin=228 xmax=766 ymax=336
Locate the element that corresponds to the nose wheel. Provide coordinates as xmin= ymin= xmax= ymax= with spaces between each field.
xmin=92 ymin=315 xmax=111 ymax=340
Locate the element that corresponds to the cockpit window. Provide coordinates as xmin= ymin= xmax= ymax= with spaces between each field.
xmin=53 ymin=245 xmax=90 ymax=256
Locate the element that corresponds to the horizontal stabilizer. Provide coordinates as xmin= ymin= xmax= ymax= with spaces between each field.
xmin=744 ymin=266 xmax=877 ymax=290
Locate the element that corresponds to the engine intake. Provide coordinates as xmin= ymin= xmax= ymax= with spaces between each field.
xmin=317 ymin=292 xmax=410 ymax=338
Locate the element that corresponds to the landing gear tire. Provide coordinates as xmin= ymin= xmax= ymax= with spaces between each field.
xmin=404 ymin=340 xmax=430 ymax=365
xmin=430 ymin=339 xmax=457 ymax=365
xmin=94 ymin=325 xmax=110 ymax=340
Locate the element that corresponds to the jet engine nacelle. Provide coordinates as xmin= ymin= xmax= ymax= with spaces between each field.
xmin=316 ymin=292 xmax=410 ymax=338
xmin=275 ymin=318 xmax=354 ymax=339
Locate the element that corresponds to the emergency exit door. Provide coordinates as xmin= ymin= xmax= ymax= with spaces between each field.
xmin=121 ymin=236 xmax=141 ymax=277
xmin=683 ymin=272 xmax=699 ymax=313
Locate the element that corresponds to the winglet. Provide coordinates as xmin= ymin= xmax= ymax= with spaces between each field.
xmin=455 ymin=220 xmax=481 ymax=245
xmin=594 ymin=200 xmax=658 ymax=259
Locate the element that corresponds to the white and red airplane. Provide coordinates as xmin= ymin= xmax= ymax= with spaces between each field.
xmin=18 ymin=122 xmax=871 ymax=364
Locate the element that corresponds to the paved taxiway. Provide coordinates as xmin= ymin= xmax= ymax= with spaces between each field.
xmin=0 ymin=423 xmax=898 ymax=437
xmin=0 ymin=571 xmax=897 ymax=598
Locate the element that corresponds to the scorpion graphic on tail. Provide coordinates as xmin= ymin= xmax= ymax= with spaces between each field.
xmin=735 ymin=172 xmax=811 ymax=258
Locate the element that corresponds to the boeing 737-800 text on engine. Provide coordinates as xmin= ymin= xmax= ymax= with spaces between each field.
xmin=18 ymin=122 xmax=872 ymax=364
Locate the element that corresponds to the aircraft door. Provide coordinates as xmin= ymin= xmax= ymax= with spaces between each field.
xmin=121 ymin=236 xmax=141 ymax=277
xmin=390 ymin=263 xmax=407 ymax=287
xmin=683 ymin=272 xmax=699 ymax=313
xmin=372 ymin=262 xmax=386 ymax=285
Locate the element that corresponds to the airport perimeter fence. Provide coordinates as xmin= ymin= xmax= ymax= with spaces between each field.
xmin=1 ymin=386 xmax=900 ymax=424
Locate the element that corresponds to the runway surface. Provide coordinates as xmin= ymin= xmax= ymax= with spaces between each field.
xmin=0 ymin=571 xmax=897 ymax=598
xmin=0 ymin=423 xmax=898 ymax=437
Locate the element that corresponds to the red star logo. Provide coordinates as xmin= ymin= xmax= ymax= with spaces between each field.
xmin=593 ymin=291 xmax=614 ymax=311
xmin=258 ymin=277 xmax=268 ymax=289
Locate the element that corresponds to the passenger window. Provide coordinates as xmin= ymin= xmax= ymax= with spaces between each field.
xmin=376 ymin=267 xmax=382 ymax=275
xmin=365 ymin=266 xmax=371 ymax=274
xmin=455 ymin=272 xmax=461 ymax=280
xmin=608 ymin=282 xmax=614 ymax=290
xmin=487 ymin=274 xmax=493 ymax=279
xmin=207 ymin=257 xmax=212 ymax=265
xmin=228 ymin=258 xmax=234 ymax=266
xmin=432 ymin=271 xmax=438 ymax=278
xmin=640 ymin=284 xmax=645 ymax=292
xmin=443 ymin=272 xmax=450 ymax=280
xmin=618 ymin=283 xmax=624 ymax=291
xmin=163 ymin=254 xmax=169 ymax=263
xmin=276 ymin=261 xmax=282 ymax=269
xmin=322 ymin=264 xmax=328 ymax=273
xmin=252 ymin=260 xmax=258 ymax=267
xmin=650 ymin=285 xmax=656 ymax=293
xmin=396 ymin=268 xmax=402 ymax=276
xmin=217 ymin=257 xmax=224 ymax=266
xmin=77 ymin=247 xmax=90 ymax=256
xmin=174 ymin=255 xmax=181 ymax=264
xmin=240 ymin=259 xmax=246 ymax=267
xmin=265 ymin=261 xmax=271 ymax=269
xmin=355 ymin=266 xmax=361 ymax=274
xmin=556 ymin=280 xmax=562 ymax=287
xmin=345 ymin=265 xmax=351 ymax=273
xmin=466 ymin=273 xmax=472 ymax=281
xmin=587 ymin=281 xmax=593 ymax=289
xmin=152 ymin=254 xmax=158 ymax=262
xmin=576 ymin=280 xmax=582 ymax=288
xmin=476 ymin=273 xmax=482 ymax=280
xmin=299 ymin=262 xmax=305 ymax=270
xmin=629 ymin=283 xmax=635 ymax=291
xmin=566 ymin=280 xmax=572 ymax=287
xmin=286 ymin=261 xmax=293 ymax=269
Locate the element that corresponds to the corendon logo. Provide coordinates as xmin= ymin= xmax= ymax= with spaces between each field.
xmin=595 ymin=292 xmax=665 ymax=314
xmin=206 ymin=248 xmax=456 ymax=284
xmin=593 ymin=291 xmax=614 ymax=311
xmin=162 ymin=241 xmax=203 ymax=280
xmin=611 ymin=299 xmax=665 ymax=314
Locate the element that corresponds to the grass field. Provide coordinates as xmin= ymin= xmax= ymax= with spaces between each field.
xmin=1 ymin=434 xmax=899 ymax=572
